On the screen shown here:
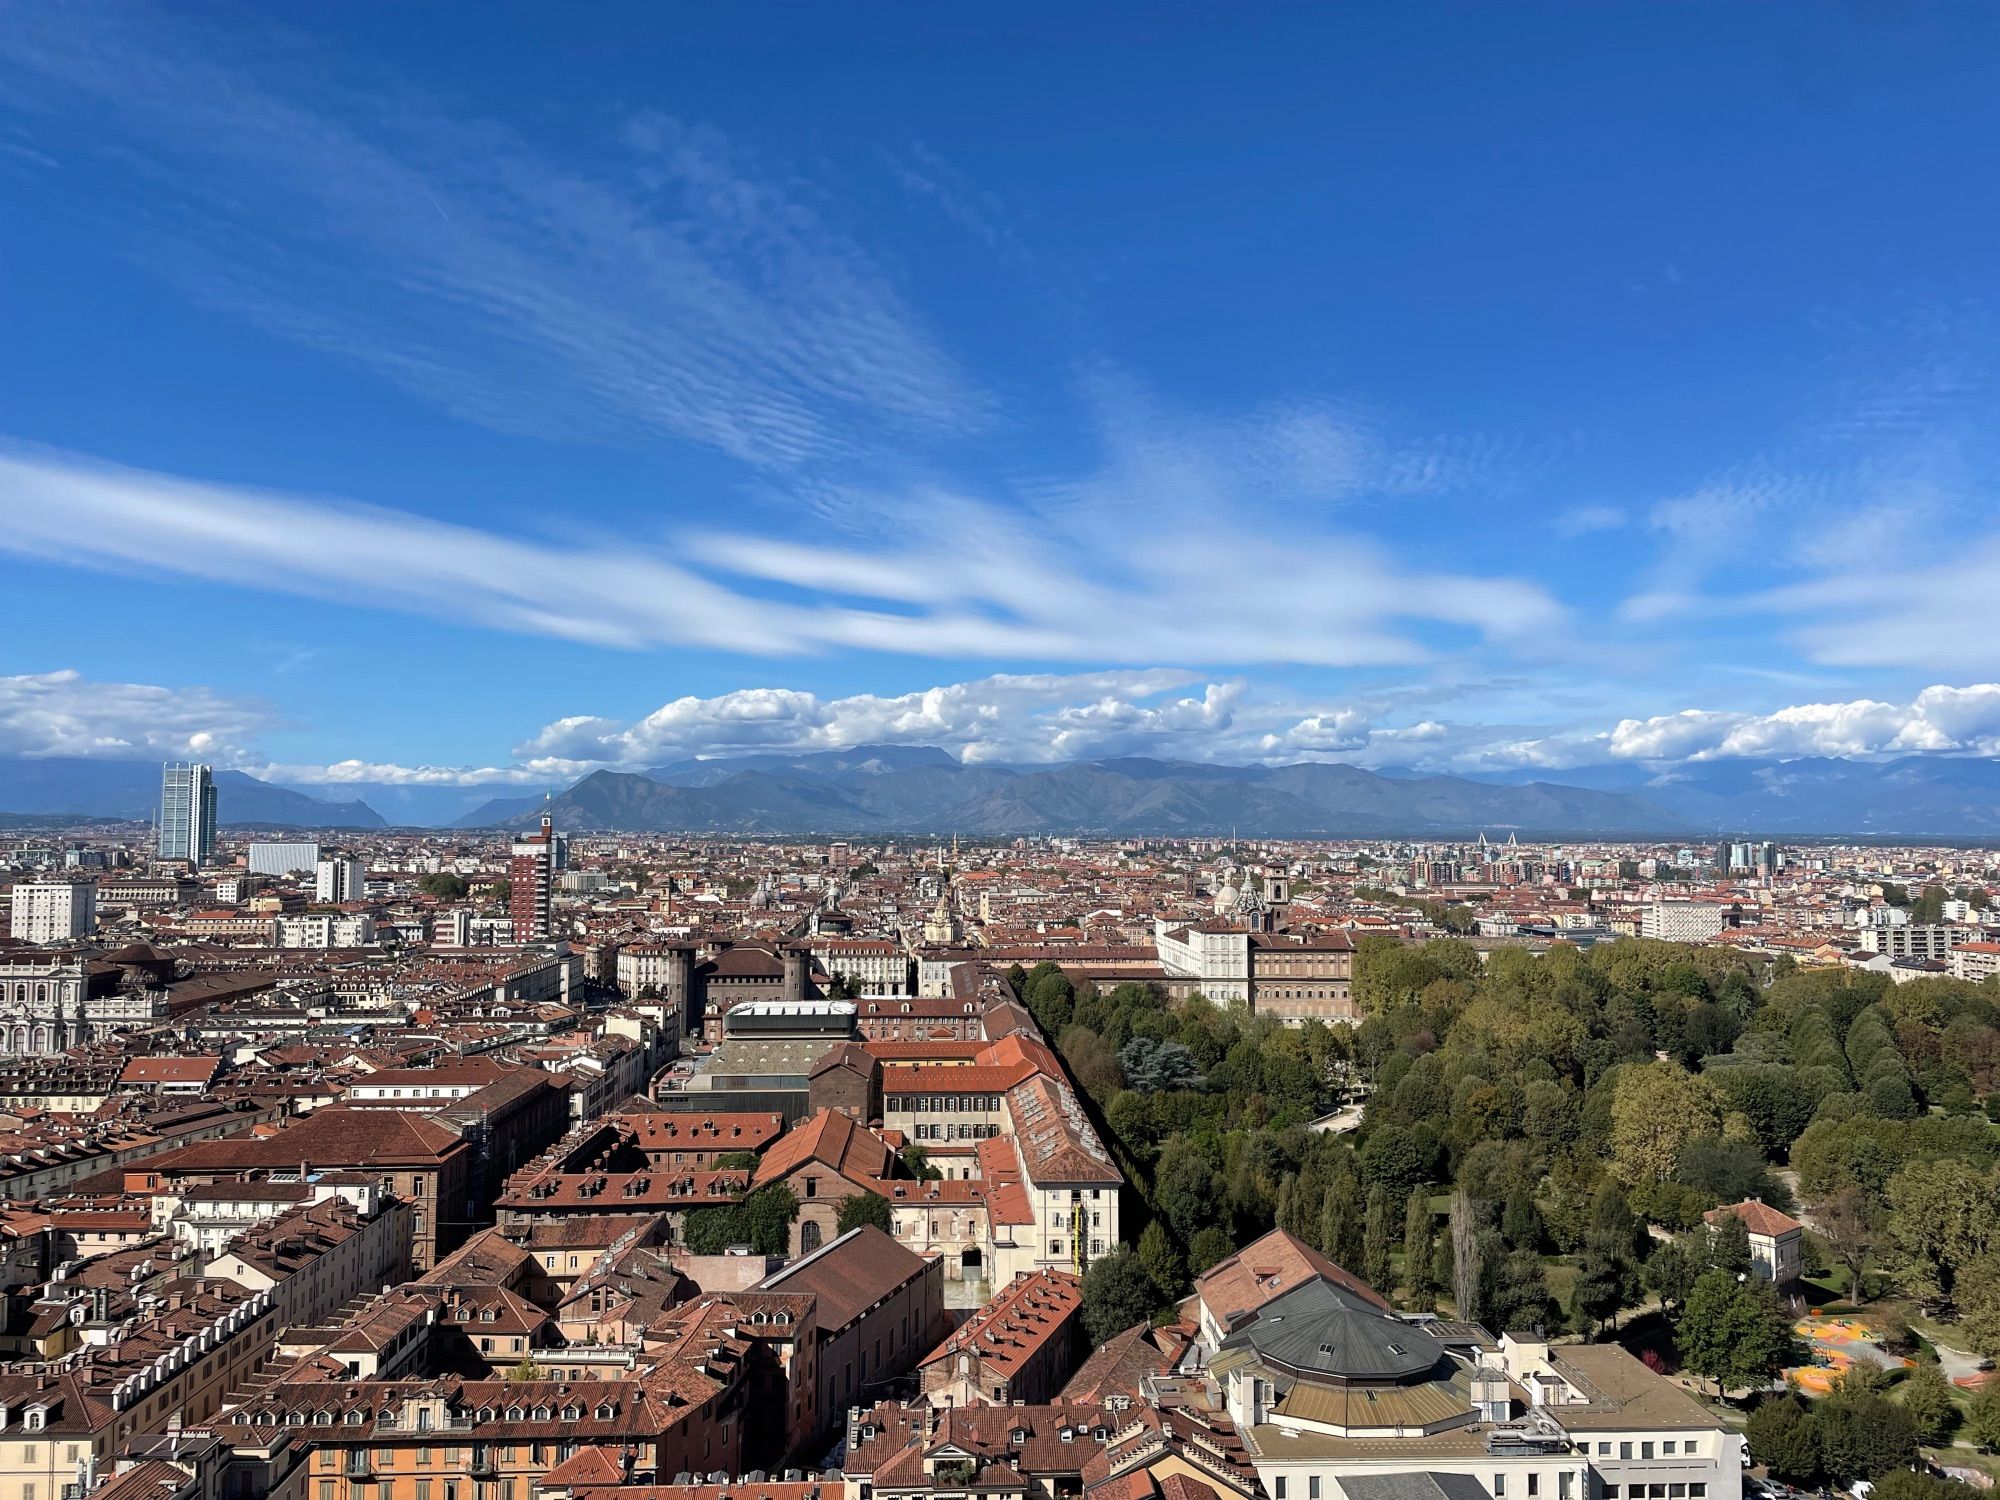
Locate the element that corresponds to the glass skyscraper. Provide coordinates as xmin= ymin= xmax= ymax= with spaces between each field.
xmin=158 ymin=762 xmax=218 ymax=864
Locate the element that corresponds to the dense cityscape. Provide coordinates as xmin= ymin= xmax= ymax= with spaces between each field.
xmin=9 ymin=9 xmax=2000 ymax=1500
xmin=0 ymin=762 xmax=1992 ymax=1500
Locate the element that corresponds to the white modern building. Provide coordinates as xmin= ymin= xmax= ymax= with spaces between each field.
xmin=1952 ymin=941 xmax=2000 ymax=984
xmin=1639 ymin=902 xmax=1727 ymax=943
xmin=1860 ymin=924 xmax=1953 ymax=960
xmin=7 ymin=880 xmax=97 ymax=945
xmin=315 ymin=855 xmax=366 ymax=903
xmin=273 ymin=913 xmax=376 ymax=948
xmin=247 ymin=839 xmax=321 ymax=876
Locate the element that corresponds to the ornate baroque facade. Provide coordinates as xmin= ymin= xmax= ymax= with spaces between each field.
xmin=0 ymin=954 xmax=163 ymax=1055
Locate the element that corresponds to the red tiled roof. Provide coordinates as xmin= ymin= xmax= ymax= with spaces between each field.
xmin=118 ymin=1056 xmax=222 ymax=1085
xmin=753 ymin=1110 xmax=896 ymax=1191
xmin=919 ymin=1269 xmax=1081 ymax=1377
xmin=619 ymin=1111 xmax=786 ymax=1152
xmin=975 ymin=1135 xmax=1034 ymax=1226
xmin=1703 ymin=1198 xmax=1803 ymax=1237
xmin=1196 ymin=1227 xmax=1390 ymax=1321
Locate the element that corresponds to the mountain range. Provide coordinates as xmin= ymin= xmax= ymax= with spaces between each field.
xmin=1473 ymin=756 xmax=2000 ymax=835
xmin=8 ymin=748 xmax=2000 ymax=836
xmin=452 ymin=750 xmax=1679 ymax=836
xmin=0 ymin=757 xmax=383 ymax=829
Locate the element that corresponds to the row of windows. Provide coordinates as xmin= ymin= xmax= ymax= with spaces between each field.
xmin=1050 ymin=1209 xmax=1101 ymax=1229
xmin=11 ymin=1442 xmax=90 ymax=1462
xmin=887 ymin=1095 xmax=1003 ymax=1112
xmin=1597 ymin=1440 xmax=1701 ymax=1458
xmin=1270 ymin=1475 xmax=1712 ymax=1500
xmin=320 ymin=1440 xmax=579 ymax=1467
xmin=318 ymin=1480 xmax=542 ymax=1500
xmin=276 ymin=1398 xmax=615 ymax=1429
xmin=1047 ymin=1238 xmax=1104 ymax=1257
xmin=912 ymin=1123 xmax=1000 ymax=1141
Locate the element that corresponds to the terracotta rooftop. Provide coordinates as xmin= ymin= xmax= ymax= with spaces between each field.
xmin=919 ymin=1268 xmax=1081 ymax=1379
xmin=1702 ymin=1198 xmax=1803 ymax=1238
xmin=1197 ymin=1227 xmax=1390 ymax=1325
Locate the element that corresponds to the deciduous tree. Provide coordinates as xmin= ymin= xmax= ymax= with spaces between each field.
xmin=1745 ymin=1395 xmax=1821 ymax=1485
xmin=1082 ymin=1246 xmax=1159 ymax=1342
xmin=1137 ymin=1220 xmax=1185 ymax=1301
xmin=1609 ymin=1061 xmax=1720 ymax=1185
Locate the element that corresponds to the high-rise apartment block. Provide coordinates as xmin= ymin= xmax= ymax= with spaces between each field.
xmin=158 ymin=762 xmax=218 ymax=865
xmin=509 ymin=810 xmax=565 ymax=941
xmin=8 ymin=880 xmax=97 ymax=945
xmin=315 ymin=855 xmax=367 ymax=904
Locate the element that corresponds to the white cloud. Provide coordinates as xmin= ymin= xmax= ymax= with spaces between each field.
xmin=0 ymin=670 xmax=273 ymax=761
xmin=20 ymin=666 xmax=2000 ymax=791
xmin=1603 ymin=685 xmax=2000 ymax=763
xmin=278 ymin=759 xmax=578 ymax=788
xmin=512 ymin=671 xmax=1219 ymax=768
xmin=1257 ymin=708 xmax=1373 ymax=756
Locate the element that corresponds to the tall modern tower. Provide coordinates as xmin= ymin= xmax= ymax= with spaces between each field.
xmin=158 ymin=762 xmax=218 ymax=865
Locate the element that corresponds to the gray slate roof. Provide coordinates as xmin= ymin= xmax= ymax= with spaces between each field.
xmin=1218 ymin=1276 xmax=1448 ymax=1382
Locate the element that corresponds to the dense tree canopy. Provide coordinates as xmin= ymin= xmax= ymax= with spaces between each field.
xmin=1022 ymin=933 xmax=2000 ymax=1356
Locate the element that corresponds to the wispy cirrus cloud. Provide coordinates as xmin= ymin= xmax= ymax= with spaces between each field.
xmin=0 ymin=6 xmax=980 ymax=467
xmin=0 ymin=443 xmax=1565 ymax=668
xmin=1616 ymin=299 xmax=2000 ymax=625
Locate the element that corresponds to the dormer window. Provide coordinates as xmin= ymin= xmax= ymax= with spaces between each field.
xmin=595 ymin=1403 xmax=615 ymax=1420
xmin=345 ymin=1411 xmax=364 ymax=1426
xmin=560 ymin=1405 xmax=582 ymax=1421
xmin=23 ymin=1406 xmax=46 ymax=1433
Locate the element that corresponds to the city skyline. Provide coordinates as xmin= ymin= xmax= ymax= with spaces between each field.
xmin=3 ymin=10 xmax=1996 ymax=1483
xmin=7 ymin=6 xmax=2000 ymax=791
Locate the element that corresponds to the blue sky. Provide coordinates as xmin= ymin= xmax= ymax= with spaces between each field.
xmin=6 ymin=1 xmax=2000 ymax=788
